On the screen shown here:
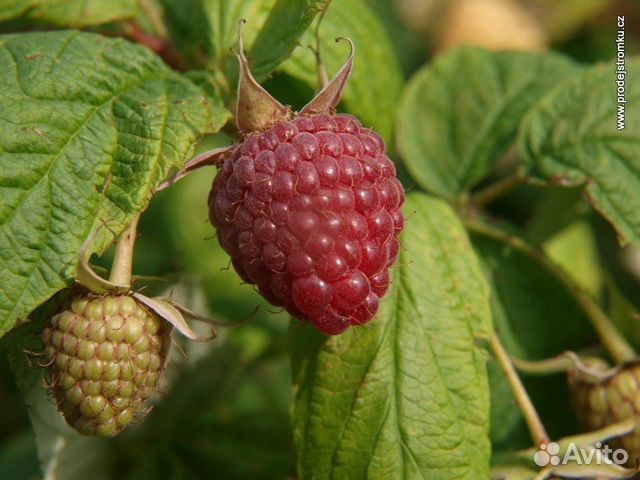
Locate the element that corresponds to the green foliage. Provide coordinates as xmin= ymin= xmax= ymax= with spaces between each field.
xmin=607 ymin=278 xmax=640 ymax=351
xmin=475 ymin=232 xmax=595 ymax=451
xmin=0 ymin=31 xmax=228 ymax=336
xmin=397 ymin=49 xmax=579 ymax=199
xmin=0 ymin=2 xmax=638 ymax=480
xmin=544 ymin=221 xmax=601 ymax=295
xmin=521 ymin=59 xmax=640 ymax=247
xmin=251 ymin=0 xmax=329 ymax=81
xmin=161 ymin=0 xmax=324 ymax=86
xmin=116 ymin=333 xmax=293 ymax=480
xmin=0 ymin=0 xmax=137 ymax=26
xmin=291 ymin=193 xmax=492 ymax=479
xmin=524 ymin=186 xmax=588 ymax=243
xmin=475 ymin=234 xmax=593 ymax=361
xmin=161 ymin=0 xmax=274 ymax=74
xmin=4 ymin=314 xmax=111 ymax=480
xmin=279 ymin=0 xmax=403 ymax=144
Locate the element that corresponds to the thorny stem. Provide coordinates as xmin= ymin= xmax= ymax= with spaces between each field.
xmin=109 ymin=213 xmax=140 ymax=286
xmin=313 ymin=2 xmax=331 ymax=91
xmin=490 ymin=332 xmax=550 ymax=446
xmin=470 ymin=174 xmax=524 ymax=207
xmin=465 ymin=217 xmax=637 ymax=364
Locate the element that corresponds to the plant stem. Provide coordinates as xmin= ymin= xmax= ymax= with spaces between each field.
xmin=465 ymin=218 xmax=636 ymax=364
xmin=313 ymin=1 xmax=331 ymax=91
xmin=510 ymin=352 xmax=579 ymax=376
xmin=470 ymin=174 xmax=524 ymax=207
xmin=109 ymin=213 xmax=140 ymax=286
xmin=490 ymin=332 xmax=549 ymax=446
xmin=138 ymin=0 xmax=168 ymax=39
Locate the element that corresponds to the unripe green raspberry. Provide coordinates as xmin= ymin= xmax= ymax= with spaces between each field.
xmin=568 ymin=360 xmax=640 ymax=458
xmin=41 ymin=293 xmax=170 ymax=437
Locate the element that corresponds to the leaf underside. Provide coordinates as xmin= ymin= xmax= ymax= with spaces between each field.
xmin=521 ymin=58 xmax=640 ymax=246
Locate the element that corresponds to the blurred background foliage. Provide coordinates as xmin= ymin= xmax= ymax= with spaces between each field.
xmin=0 ymin=0 xmax=639 ymax=478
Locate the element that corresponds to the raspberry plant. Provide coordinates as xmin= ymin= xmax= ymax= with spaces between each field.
xmin=0 ymin=1 xmax=638 ymax=479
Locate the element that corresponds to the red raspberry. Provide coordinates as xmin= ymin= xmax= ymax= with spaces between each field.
xmin=199 ymin=23 xmax=405 ymax=335
xmin=209 ymin=114 xmax=404 ymax=335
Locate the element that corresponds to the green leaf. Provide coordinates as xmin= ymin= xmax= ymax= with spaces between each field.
xmin=543 ymin=0 xmax=610 ymax=41
xmin=525 ymin=186 xmax=589 ymax=243
xmin=161 ymin=0 xmax=401 ymax=142
xmin=250 ymin=0 xmax=328 ymax=81
xmin=279 ymin=0 xmax=403 ymax=144
xmin=473 ymin=232 xmax=594 ymax=451
xmin=160 ymin=0 xmax=276 ymax=74
xmin=114 ymin=326 xmax=292 ymax=480
xmin=397 ymin=49 xmax=578 ymax=200
xmin=364 ymin=0 xmax=425 ymax=76
xmin=0 ymin=0 xmax=138 ymax=26
xmin=161 ymin=0 xmax=326 ymax=82
xmin=521 ymin=58 xmax=640 ymax=246
xmin=0 ymin=31 xmax=229 ymax=336
xmin=0 ymin=0 xmax=35 ymax=21
xmin=606 ymin=276 xmax=640 ymax=351
xmin=291 ymin=193 xmax=492 ymax=479
xmin=474 ymin=231 xmax=594 ymax=359
xmin=543 ymin=221 xmax=601 ymax=295
xmin=0 ymin=431 xmax=38 ymax=480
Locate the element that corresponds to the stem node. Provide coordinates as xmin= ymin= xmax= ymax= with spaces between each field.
xmin=109 ymin=213 xmax=140 ymax=287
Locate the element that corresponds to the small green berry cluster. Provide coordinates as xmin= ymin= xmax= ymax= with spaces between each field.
xmin=42 ymin=293 xmax=169 ymax=437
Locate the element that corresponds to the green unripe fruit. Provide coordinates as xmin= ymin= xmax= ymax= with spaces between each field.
xmin=41 ymin=293 xmax=170 ymax=437
xmin=568 ymin=360 xmax=640 ymax=460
